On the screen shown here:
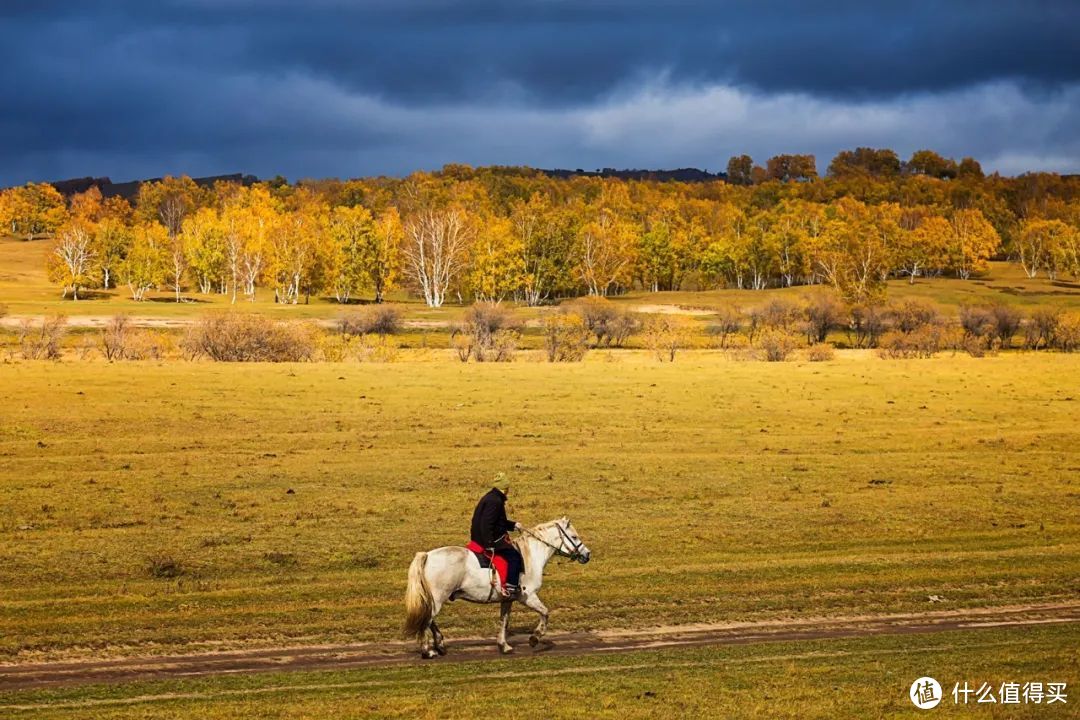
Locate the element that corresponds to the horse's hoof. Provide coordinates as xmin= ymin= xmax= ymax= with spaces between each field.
xmin=435 ymin=645 xmax=447 ymax=656
xmin=529 ymin=635 xmax=539 ymax=648
xmin=499 ymin=644 xmax=514 ymax=655
xmin=421 ymin=649 xmax=438 ymax=659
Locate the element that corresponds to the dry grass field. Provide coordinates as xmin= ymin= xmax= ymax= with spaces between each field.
xmin=1 ymin=356 xmax=1077 ymax=656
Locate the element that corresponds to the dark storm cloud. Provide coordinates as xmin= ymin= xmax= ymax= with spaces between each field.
xmin=0 ymin=1 xmax=1078 ymax=184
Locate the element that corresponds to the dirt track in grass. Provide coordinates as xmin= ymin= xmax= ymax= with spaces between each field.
xmin=2 ymin=601 xmax=1077 ymax=692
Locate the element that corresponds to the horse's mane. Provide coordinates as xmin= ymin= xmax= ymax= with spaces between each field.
xmin=512 ymin=519 xmax=563 ymax=557
xmin=529 ymin=518 xmax=564 ymax=533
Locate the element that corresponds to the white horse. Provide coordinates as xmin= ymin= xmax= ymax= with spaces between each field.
xmin=403 ymin=517 xmax=591 ymax=658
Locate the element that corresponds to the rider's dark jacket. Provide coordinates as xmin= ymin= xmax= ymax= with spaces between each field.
xmin=470 ymin=488 xmax=516 ymax=548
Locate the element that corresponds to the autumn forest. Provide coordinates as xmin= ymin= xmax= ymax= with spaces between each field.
xmin=3 ymin=148 xmax=1080 ymax=309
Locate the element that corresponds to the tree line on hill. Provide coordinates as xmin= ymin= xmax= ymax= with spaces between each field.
xmin=2 ymin=148 xmax=1079 ymax=306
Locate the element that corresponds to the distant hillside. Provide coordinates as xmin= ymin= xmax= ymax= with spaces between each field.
xmin=47 ymin=173 xmax=260 ymax=199
xmin=40 ymin=168 xmax=724 ymax=198
xmin=538 ymin=167 xmax=725 ymax=182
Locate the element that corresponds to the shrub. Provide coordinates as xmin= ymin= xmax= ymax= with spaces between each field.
xmin=878 ymin=331 xmax=917 ymax=359
xmin=566 ymin=296 xmax=637 ymax=347
xmin=707 ymin=304 xmax=742 ymax=348
xmin=803 ymin=291 xmax=845 ymax=343
xmin=762 ymin=297 xmax=802 ymax=330
xmin=877 ymin=324 xmax=950 ymax=359
xmin=606 ymin=311 xmax=640 ymax=347
xmin=1053 ymin=312 xmax=1080 ymax=352
xmin=101 ymin=315 xmax=132 ymax=361
xmin=1023 ymin=307 xmax=1061 ymax=350
xmin=804 ymin=343 xmax=836 ymax=362
xmin=463 ymin=302 xmax=514 ymax=341
xmin=339 ymin=305 xmax=402 ymax=336
xmin=451 ymin=333 xmax=472 ymax=362
xmin=567 ymin=296 xmax=616 ymax=344
xmin=987 ymin=303 xmax=1022 ymax=348
xmin=962 ymin=335 xmax=997 ymax=358
xmin=486 ymin=330 xmax=518 ymax=362
xmin=17 ymin=315 xmax=67 ymax=360
xmin=937 ymin=325 xmax=966 ymax=353
xmin=888 ymin=299 xmax=938 ymax=334
xmin=101 ymin=316 xmax=170 ymax=360
xmin=758 ymin=328 xmax=800 ymax=361
xmin=959 ymin=305 xmax=994 ymax=342
xmin=846 ymin=302 xmax=886 ymax=348
xmin=182 ymin=313 xmax=317 ymax=362
xmin=642 ymin=316 xmax=690 ymax=362
xmin=452 ymin=302 xmax=519 ymax=362
xmin=126 ymin=330 xmax=170 ymax=360
xmin=748 ymin=298 xmax=801 ymax=341
xmin=542 ymin=314 xmax=590 ymax=362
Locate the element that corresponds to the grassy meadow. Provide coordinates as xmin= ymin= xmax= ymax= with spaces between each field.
xmin=1 ymin=354 xmax=1077 ymax=662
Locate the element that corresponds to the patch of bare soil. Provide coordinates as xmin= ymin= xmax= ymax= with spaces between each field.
xmin=1 ymin=602 xmax=1076 ymax=691
xmin=0 ymin=315 xmax=451 ymax=330
xmin=630 ymin=304 xmax=715 ymax=316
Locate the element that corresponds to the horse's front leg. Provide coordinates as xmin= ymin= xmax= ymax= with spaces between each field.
xmin=520 ymin=593 xmax=549 ymax=647
xmin=497 ymin=600 xmax=513 ymax=654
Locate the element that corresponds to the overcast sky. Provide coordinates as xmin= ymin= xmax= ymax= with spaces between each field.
xmin=2 ymin=0 xmax=1078 ymax=185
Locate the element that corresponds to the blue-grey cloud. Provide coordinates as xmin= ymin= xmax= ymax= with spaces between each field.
xmin=1 ymin=1 xmax=1077 ymax=184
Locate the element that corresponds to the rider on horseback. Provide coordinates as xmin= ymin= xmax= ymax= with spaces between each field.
xmin=469 ymin=476 xmax=524 ymax=597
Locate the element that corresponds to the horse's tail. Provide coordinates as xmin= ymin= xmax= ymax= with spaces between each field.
xmin=403 ymin=551 xmax=433 ymax=641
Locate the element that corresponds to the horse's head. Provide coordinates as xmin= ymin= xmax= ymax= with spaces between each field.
xmin=555 ymin=516 xmax=591 ymax=564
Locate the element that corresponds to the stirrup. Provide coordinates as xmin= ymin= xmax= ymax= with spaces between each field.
xmin=501 ymin=584 xmax=520 ymax=598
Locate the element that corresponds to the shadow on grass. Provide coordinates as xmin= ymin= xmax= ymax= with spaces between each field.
xmin=59 ymin=290 xmax=114 ymax=301
xmin=145 ymin=296 xmax=211 ymax=304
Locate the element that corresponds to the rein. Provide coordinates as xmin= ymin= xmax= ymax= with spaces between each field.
xmin=519 ymin=522 xmax=584 ymax=562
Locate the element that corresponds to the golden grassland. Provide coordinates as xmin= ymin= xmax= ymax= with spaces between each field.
xmin=1 ymin=354 xmax=1077 ymax=663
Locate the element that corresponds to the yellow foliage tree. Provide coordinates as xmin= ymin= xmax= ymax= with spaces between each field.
xmin=46 ymin=221 xmax=96 ymax=299
xmin=948 ymin=209 xmax=999 ymax=279
xmin=469 ymin=214 xmax=524 ymax=302
xmin=119 ymin=222 xmax=169 ymax=301
xmin=1 ymin=183 xmax=68 ymax=240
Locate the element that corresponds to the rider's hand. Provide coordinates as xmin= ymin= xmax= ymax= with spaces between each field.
xmin=514 ymin=522 xmax=524 ymax=531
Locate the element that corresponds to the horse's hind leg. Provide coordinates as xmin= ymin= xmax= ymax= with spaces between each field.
xmin=430 ymin=620 xmax=446 ymax=656
xmin=497 ymin=600 xmax=513 ymax=654
xmin=521 ymin=593 xmax=549 ymax=647
xmin=420 ymin=624 xmax=438 ymax=659
xmin=420 ymin=599 xmax=446 ymax=659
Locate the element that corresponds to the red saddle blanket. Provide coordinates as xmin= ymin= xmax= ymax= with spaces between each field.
xmin=466 ymin=540 xmax=508 ymax=587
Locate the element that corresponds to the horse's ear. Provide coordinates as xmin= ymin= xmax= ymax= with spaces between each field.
xmin=562 ymin=515 xmax=569 ymax=524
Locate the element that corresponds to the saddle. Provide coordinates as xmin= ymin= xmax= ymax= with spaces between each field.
xmin=466 ymin=540 xmax=509 ymax=589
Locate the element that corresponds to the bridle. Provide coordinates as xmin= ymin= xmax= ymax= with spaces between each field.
xmin=521 ymin=521 xmax=585 ymax=562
